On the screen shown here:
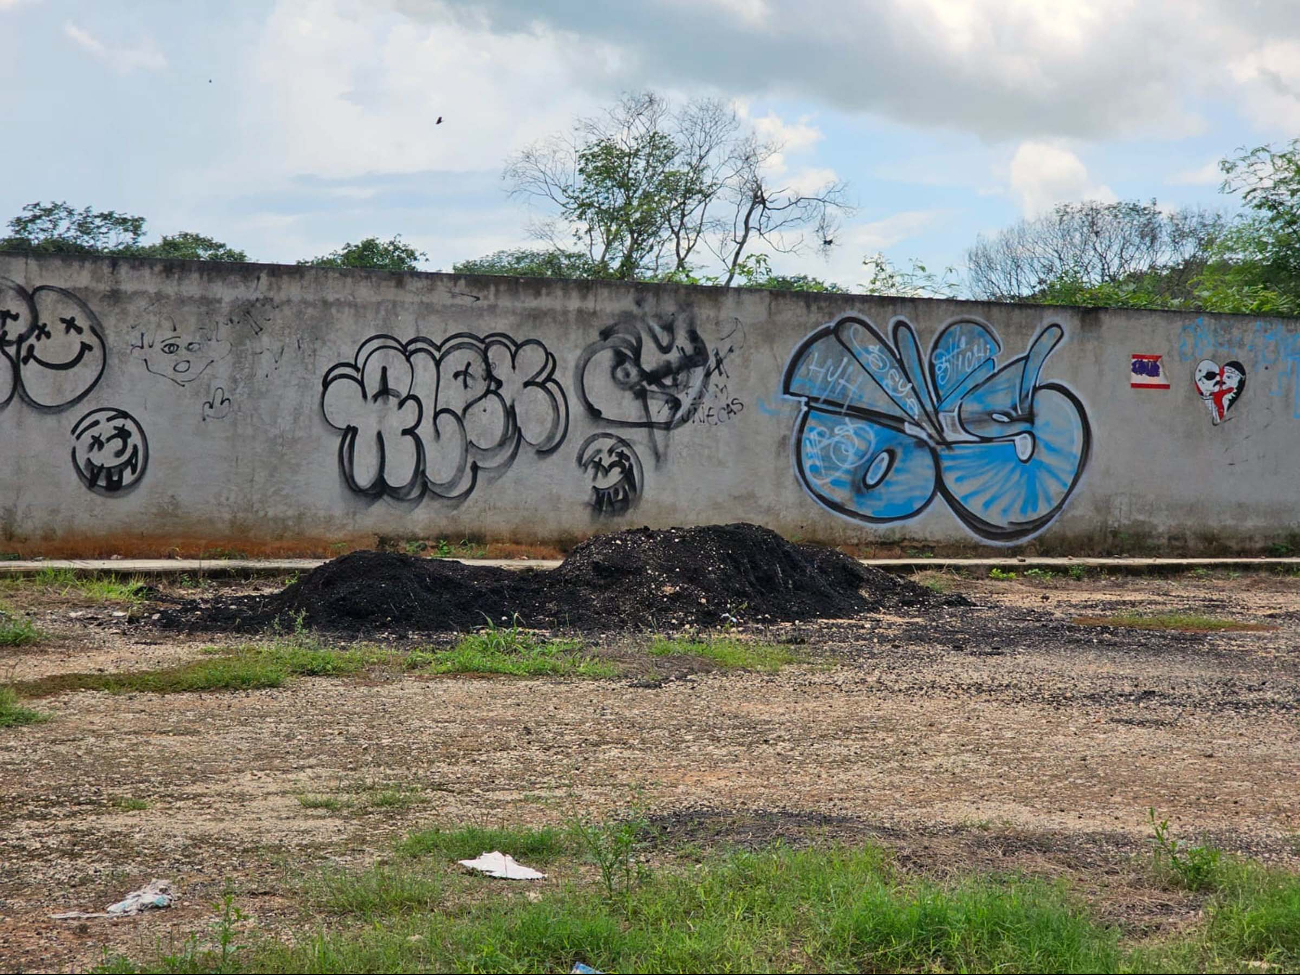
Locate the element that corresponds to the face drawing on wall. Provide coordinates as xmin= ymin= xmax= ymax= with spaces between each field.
xmin=576 ymin=433 xmax=643 ymax=517
xmin=1194 ymin=359 xmax=1246 ymax=425
xmin=1 ymin=280 xmax=107 ymax=411
xmin=134 ymin=319 xmax=231 ymax=387
xmin=70 ymin=408 xmax=149 ymax=495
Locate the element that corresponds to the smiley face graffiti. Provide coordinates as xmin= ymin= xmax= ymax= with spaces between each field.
xmin=132 ymin=318 xmax=232 ymax=387
xmin=576 ymin=432 xmax=643 ymax=517
xmin=0 ymin=278 xmax=106 ymax=411
xmin=70 ymin=408 xmax=150 ymax=495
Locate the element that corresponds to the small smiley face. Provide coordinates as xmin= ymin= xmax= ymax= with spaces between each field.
xmin=70 ymin=408 xmax=149 ymax=495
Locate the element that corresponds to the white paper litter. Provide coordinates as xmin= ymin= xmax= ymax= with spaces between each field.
xmin=52 ymin=879 xmax=173 ymax=920
xmin=457 ymin=851 xmax=546 ymax=880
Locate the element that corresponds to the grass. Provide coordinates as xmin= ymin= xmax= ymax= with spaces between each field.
xmin=0 ymin=686 xmax=46 ymax=727
xmin=91 ymin=830 xmax=1300 ymax=974
xmin=298 ymin=795 xmax=346 ymax=812
xmin=0 ymin=607 xmax=41 ymax=646
xmin=1072 ymin=612 xmax=1273 ymax=632
xmin=110 ymin=796 xmax=150 ymax=812
xmin=397 ymin=824 xmax=569 ymax=862
xmin=649 ymin=636 xmax=796 ymax=672
xmin=418 ymin=620 xmax=616 ymax=678
xmin=12 ymin=568 xmax=148 ymax=604
xmin=8 ymin=623 xmax=625 ymax=702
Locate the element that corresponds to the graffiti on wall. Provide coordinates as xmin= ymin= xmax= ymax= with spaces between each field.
xmin=132 ymin=318 xmax=232 ymax=388
xmin=322 ymin=332 xmax=568 ymax=501
xmin=1178 ymin=317 xmax=1300 ymax=418
xmin=1130 ymin=353 xmax=1169 ymax=389
xmin=576 ymin=433 xmax=643 ymax=517
xmin=575 ymin=313 xmax=745 ymax=460
xmin=0 ymin=278 xmax=106 ymax=412
xmin=1194 ymin=359 xmax=1246 ymax=425
xmin=70 ymin=408 xmax=149 ymax=495
xmin=782 ymin=314 xmax=1091 ymax=542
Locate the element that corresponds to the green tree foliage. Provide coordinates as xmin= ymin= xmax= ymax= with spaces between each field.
xmin=298 ymin=235 xmax=426 ymax=272
xmin=861 ymin=253 xmax=961 ymax=299
xmin=126 ymin=232 xmax=248 ymax=262
xmin=453 ymin=248 xmax=604 ymax=278
xmin=2 ymin=201 xmax=146 ymax=254
xmin=1197 ymin=141 xmax=1300 ymax=315
xmin=966 ymin=200 xmax=1223 ymax=305
xmin=1 ymin=201 xmax=247 ymax=262
xmin=505 ymin=91 xmax=851 ymax=283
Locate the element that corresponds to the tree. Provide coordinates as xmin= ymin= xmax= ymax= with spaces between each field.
xmin=1200 ymin=141 xmax=1300 ymax=314
xmin=127 ymin=232 xmax=248 ymax=262
xmin=453 ymin=248 xmax=603 ymax=278
xmin=2 ymin=201 xmax=146 ymax=254
xmin=504 ymin=91 xmax=852 ymax=282
xmin=298 ymin=235 xmax=426 ymax=272
xmin=966 ymin=200 xmax=1224 ymax=304
xmin=1 ymin=201 xmax=249 ymax=262
xmin=861 ymin=253 xmax=961 ymax=299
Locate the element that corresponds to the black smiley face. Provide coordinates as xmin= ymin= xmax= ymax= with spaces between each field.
xmin=577 ymin=433 xmax=643 ymax=517
xmin=70 ymin=408 xmax=149 ymax=495
xmin=17 ymin=287 xmax=107 ymax=410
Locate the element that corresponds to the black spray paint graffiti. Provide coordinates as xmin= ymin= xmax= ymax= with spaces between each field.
xmin=1194 ymin=358 xmax=1246 ymax=425
xmin=576 ymin=433 xmax=643 ymax=517
xmin=0 ymin=277 xmax=106 ymax=412
xmin=202 ymin=385 xmax=233 ymax=422
xmin=322 ymin=333 xmax=568 ymax=501
xmin=574 ymin=314 xmax=744 ymax=460
xmin=131 ymin=300 xmax=290 ymax=421
xmin=131 ymin=317 xmax=232 ymax=387
xmin=70 ymin=408 xmax=149 ymax=495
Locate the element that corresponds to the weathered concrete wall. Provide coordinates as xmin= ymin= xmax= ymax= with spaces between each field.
xmin=1 ymin=253 xmax=1296 ymax=556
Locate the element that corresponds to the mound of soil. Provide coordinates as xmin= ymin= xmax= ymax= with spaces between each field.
xmin=270 ymin=550 xmax=526 ymax=632
xmin=531 ymin=523 xmax=928 ymax=630
xmin=156 ymin=523 xmax=958 ymax=634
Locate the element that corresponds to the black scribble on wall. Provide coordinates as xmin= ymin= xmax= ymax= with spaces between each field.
xmin=575 ymin=314 xmax=709 ymax=431
xmin=70 ymin=408 xmax=149 ymax=495
xmin=575 ymin=313 xmax=749 ymax=461
xmin=132 ymin=317 xmax=232 ymax=387
xmin=0 ymin=277 xmax=106 ymax=412
xmin=577 ymin=433 xmax=643 ymax=517
xmin=202 ymin=385 xmax=233 ymax=421
xmin=321 ymin=332 xmax=568 ymax=501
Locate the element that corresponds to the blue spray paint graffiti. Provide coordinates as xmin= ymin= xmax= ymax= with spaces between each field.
xmin=782 ymin=314 xmax=1091 ymax=542
xmin=1177 ymin=317 xmax=1300 ymax=418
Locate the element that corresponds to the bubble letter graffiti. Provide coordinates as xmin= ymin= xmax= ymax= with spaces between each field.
xmin=321 ymin=332 xmax=568 ymax=502
xmin=782 ymin=314 xmax=1091 ymax=542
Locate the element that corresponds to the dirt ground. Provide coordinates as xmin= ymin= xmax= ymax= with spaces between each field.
xmin=1 ymin=569 xmax=1298 ymax=973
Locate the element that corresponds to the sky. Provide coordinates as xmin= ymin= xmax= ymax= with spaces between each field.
xmin=4 ymin=0 xmax=1300 ymax=289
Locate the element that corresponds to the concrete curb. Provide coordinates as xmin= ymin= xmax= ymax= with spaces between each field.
xmin=1 ymin=556 xmax=1298 ymax=579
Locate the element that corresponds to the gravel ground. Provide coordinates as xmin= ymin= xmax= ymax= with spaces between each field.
xmin=0 ymin=570 xmax=1297 ymax=972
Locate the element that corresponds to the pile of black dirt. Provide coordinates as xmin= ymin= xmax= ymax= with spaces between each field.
xmin=267 ymin=549 xmax=528 ymax=632
xmin=532 ymin=523 xmax=940 ymax=630
xmin=153 ymin=523 xmax=962 ymax=634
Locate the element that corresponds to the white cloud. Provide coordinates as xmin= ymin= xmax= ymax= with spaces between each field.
xmin=229 ymin=0 xmax=620 ymax=182
xmin=1169 ymin=158 xmax=1223 ymax=186
xmin=777 ymin=209 xmax=951 ymax=287
xmin=427 ymin=0 xmax=1230 ymax=140
xmin=63 ymin=22 xmax=167 ymax=74
xmin=1006 ymin=141 xmax=1115 ymax=216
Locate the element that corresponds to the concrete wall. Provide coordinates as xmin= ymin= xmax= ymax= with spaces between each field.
xmin=1 ymin=253 xmax=1296 ymax=556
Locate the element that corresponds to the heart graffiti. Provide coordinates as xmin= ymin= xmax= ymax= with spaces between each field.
xmin=1193 ymin=358 xmax=1246 ymax=425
